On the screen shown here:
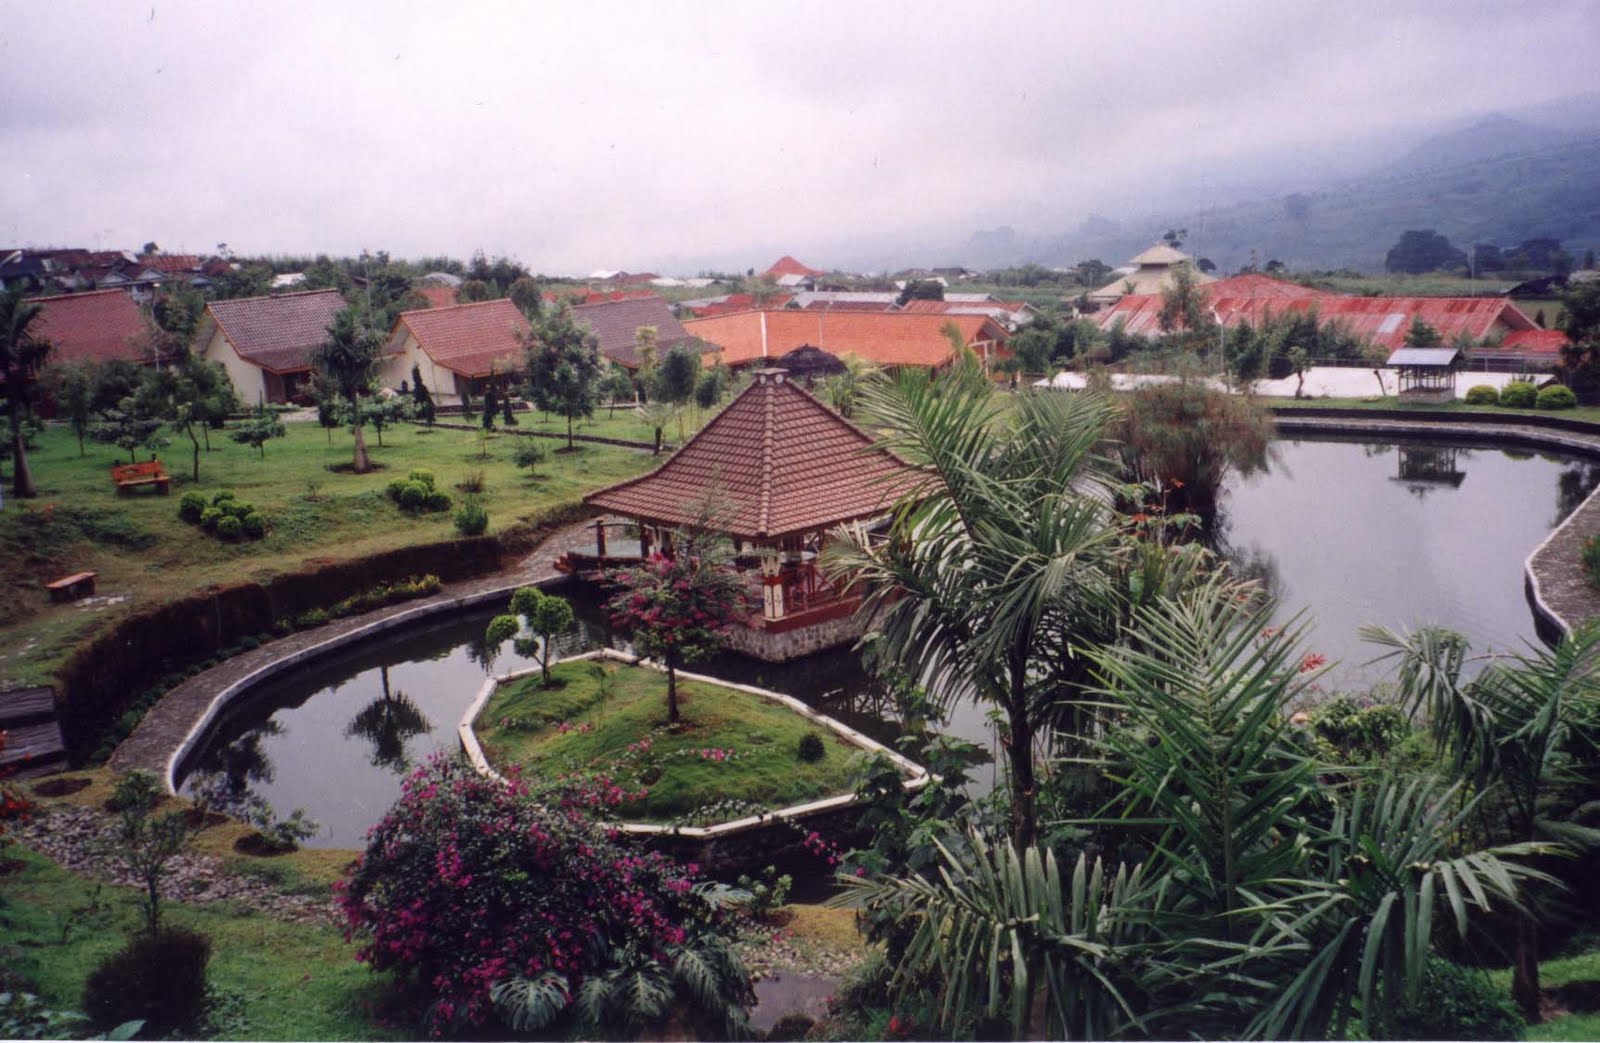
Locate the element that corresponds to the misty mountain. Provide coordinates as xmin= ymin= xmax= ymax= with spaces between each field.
xmin=1014 ymin=133 xmax=1600 ymax=275
xmin=1380 ymin=114 xmax=1580 ymax=176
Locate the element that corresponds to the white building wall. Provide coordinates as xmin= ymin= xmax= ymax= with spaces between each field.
xmin=196 ymin=322 xmax=270 ymax=407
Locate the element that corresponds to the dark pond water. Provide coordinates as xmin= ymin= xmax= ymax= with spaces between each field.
xmin=177 ymin=436 xmax=1600 ymax=849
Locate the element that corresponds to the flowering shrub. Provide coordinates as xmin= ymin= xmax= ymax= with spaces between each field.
xmin=335 ymin=755 xmax=752 ymax=1037
xmin=0 ymin=731 xmax=36 ymax=862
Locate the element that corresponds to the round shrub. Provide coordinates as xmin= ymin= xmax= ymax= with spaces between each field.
xmin=1374 ymin=957 xmax=1522 ymax=1040
xmin=336 ymin=756 xmax=752 ymax=1037
xmin=214 ymin=515 xmax=243 ymax=541
xmin=385 ymin=477 xmax=408 ymax=502
xmin=424 ymin=490 xmax=453 ymax=512
xmin=83 ymin=927 xmax=212 ymax=1037
xmin=407 ymin=468 xmax=436 ymax=489
xmin=1537 ymin=384 xmax=1578 ymax=410
xmin=198 ymin=506 xmax=222 ymax=532
xmin=455 ymin=497 xmax=488 ymax=536
xmin=397 ymin=480 xmax=429 ymax=510
xmin=1499 ymin=381 xmax=1537 ymax=408
xmin=177 ymin=492 xmax=207 ymax=524
xmin=210 ymin=490 xmax=236 ymax=506
xmin=796 ymin=732 xmax=827 ymax=763
xmin=1463 ymin=384 xmax=1499 ymax=406
xmin=222 ymin=500 xmax=254 ymax=519
xmin=240 ymin=512 xmax=267 ymax=540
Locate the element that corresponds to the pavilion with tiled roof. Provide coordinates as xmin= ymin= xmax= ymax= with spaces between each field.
xmin=582 ymin=367 xmax=927 ymax=626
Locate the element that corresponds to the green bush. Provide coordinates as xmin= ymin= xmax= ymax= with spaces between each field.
xmin=210 ymin=490 xmax=236 ymax=506
xmin=1463 ymin=385 xmax=1499 ymax=406
xmin=396 ymin=480 xmax=429 ymax=510
xmin=1537 ymin=384 xmax=1578 ymax=410
xmin=1373 ymin=957 xmax=1523 ymax=1040
xmin=796 ymin=732 xmax=827 ymax=763
xmin=83 ymin=927 xmax=212 ymax=1037
xmin=295 ymin=607 xmax=329 ymax=628
xmin=177 ymin=492 xmax=207 ymax=524
xmin=240 ymin=512 xmax=267 ymax=540
xmin=424 ymin=490 xmax=453 ymax=512
xmin=198 ymin=506 xmax=221 ymax=532
xmin=385 ymin=477 xmax=408 ymax=501
xmin=407 ymin=469 xmax=436 ymax=489
xmin=455 ymin=496 xmax=489 ymax=536
xmin=1499 ymin=381 xmax=1537 ymax=408
xmin=214 ymin=515 xmax=243 ymax=541
xmin=222 ymin=500 xmax=254 ymax=519
xmin=1309 ymin=697 xmax=1409 ymax=762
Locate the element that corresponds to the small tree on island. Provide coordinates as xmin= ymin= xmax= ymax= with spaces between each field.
xmin=485 ymin=587 xmax=575 ymax=688
xmin=605 ymin=532 xmax=745 ymax=725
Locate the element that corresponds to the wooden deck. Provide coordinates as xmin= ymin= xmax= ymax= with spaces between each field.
xmin=0 ymin=686 xmax=67 ymax=778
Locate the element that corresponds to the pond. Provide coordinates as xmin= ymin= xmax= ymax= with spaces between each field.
xmin=176 ymin=435 xmax=1600 ymax=849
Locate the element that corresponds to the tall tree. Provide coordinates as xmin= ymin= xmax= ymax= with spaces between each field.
xmin=523 ymin=302 xmax=602 ymax=450
xmin=1385 ymin=229 xmax=1468 ymax=274
xmin=1558 ymin=277 xmax=1600 ymax=403
xmin=45 ymin=360 xmax=98 ymax=456
xmin=507 ymin=277 xmax=544 ymax=319
xmin=313 ymin=307 xmax=387 ymax=473
xmin=1 ymin=288 xmax=51 ymax=498
xmin=141 ymin=358 xmax=239 ymax=480
xmin=823 ymin=358 xmax=1127 ymax=847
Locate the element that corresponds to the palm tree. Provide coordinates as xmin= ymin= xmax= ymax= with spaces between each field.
xmin=313 ymin=306 xmax=386 ymax=473
xmin=824 ymin=356 xmax=1126 ymax=848
xmin=1 ymin=288 xmax=51 ymax=498
xmin=345 ymin=665 xmax=432 ymax=773
xmin=1363 ymin=621 xmax=1600 ymax=1020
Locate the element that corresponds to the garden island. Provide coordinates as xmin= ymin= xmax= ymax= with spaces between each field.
xmin=3 ymin=245 xmax=1600 ymax=1043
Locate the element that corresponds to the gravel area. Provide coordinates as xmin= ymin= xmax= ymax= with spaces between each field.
xmin=10 ymin=801 xmax=340 ymax=926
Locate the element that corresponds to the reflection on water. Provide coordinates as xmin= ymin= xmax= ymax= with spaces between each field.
xmin=1217 ymin=437 xmax=1599 ymax=690
xmin=180 ymin=436 xmax=1599 ymax=848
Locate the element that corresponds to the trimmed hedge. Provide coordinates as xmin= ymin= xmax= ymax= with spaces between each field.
xmin=1537 ymin=384 xmax=1578 ymax=410
xmin=1499 ymin=381 xmax=1537 ymax=408
xmin=1463 ymin=385 xmax=1499 ymax=406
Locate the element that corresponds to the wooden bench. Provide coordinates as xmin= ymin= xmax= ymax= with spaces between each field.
xmin=46 ymin=571 xmax=97 ymax=603
xmin=110 ymin=459 xmax=170 ymax=495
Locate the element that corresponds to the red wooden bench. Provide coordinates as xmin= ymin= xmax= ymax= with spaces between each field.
xmin=46 ymin=571 xmax=97 ymax=602
xmin=110 ymin=459 xmax=170 ymax=495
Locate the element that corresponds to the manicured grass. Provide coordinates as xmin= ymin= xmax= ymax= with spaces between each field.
xmin=0 ymin=420 xmax=660 ymax=686
xmin=476 ymin=659 xmax=864 ymax=823
xmin=510 ymin=401 xmax=713 ymax=445
xmin=0 ymin=844 xmax=401 ymax=1041
xmin=1486 ymin=948 xmax=1600 ymax=1040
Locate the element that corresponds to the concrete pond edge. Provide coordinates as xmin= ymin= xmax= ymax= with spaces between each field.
xmin=458 ymin=648 xmax=930 ymax=840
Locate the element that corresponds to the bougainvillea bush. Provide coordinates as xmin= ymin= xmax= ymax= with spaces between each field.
xmin=335 ymin=755 xmax=753 ymax=1038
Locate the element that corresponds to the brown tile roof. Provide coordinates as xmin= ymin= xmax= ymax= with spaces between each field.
xmin=138 ymin=254 xmax=202 ymax=274
xmin=684 ymin=310 xmax=1009 ymax=369
xmin=586 ymin=369 xmax=927 ymax=541
xmin=416 ymin=286 xmax=458 ymax=308
xmin=205 ymin=289 xmax=349 ymax=374
xmin=572 ymin=295 xmax=695 ymax=368
xmin=391 ymin=299 xmax=530 ymax=378
xmin=32 ymin=289 xmax=152 ymax=366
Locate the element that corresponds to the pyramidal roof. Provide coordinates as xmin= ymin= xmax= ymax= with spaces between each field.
xmin=585 ymin=369 xmax=926 ymax=541
xmin=1129 ymin=243 xmax=1192 ymax=266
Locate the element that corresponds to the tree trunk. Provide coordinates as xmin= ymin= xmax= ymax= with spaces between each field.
xmin=10 ymin=422 xmax=36 ymax=499
xmin=665 ymin=652 xmax=680 ymax=724
xmin=1373 ymin=369 xmax=1385 ymax=399
xmin=350 ymin=399 xmax=371 ymax=473
xmin=540 ymin=638 xmax=551 ymax=688
xmin=77 ymin=428 xmax=86 ymax=456
xmin=1008 ymin=702 xmax=1037 ymax=850
xmin=191 ymin=436 xmax=200 ymax=482
xmin=1512 ymin=913 xmax=1541 ymax=1021
xmin=567 ymin=413 xmax=575 ymax=451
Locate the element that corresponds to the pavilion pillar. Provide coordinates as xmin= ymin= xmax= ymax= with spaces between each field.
xmin=760 ymin=547 xmax=785 ymax=621
xmin=640 ymin=525 xmax=653 ymax=558
xmin=595 ymin=519 xmax=607 ymax=558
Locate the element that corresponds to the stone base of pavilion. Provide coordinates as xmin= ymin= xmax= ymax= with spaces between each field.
xmin=721 ymin=594 xmax=869 ymax=661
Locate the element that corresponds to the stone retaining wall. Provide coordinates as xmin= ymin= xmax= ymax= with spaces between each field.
xmin=720 ymin=611 xmax=867 ymax=662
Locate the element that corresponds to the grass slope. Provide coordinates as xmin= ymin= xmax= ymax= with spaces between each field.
xmin=0 ymin=420 xmax=660 ymax=686
xmin=477 ymin=660 xmax=862 ymax=823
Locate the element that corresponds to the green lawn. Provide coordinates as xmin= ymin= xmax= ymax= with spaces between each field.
xmin=1486 ymin=949 xmax=1600 ymax=1040
xmin=476 ymin=659 xmax=864 ymax=823
xmin=0 ymin=844 xmax=401 ymax=1041
xmin=500 ymin=402 xmax=712 ymax=446
xmin=0 ymin=420 xmax=660 ymax=687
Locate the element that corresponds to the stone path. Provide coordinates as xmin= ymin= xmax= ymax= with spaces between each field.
xmin=1274 ymin=413 xmax=1600 ymax=636
xmin=107 ymin=516 xmax=602 ymax=785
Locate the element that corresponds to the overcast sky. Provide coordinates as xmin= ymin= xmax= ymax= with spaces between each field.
xmin=3 ymin=1 xmax=1598 ymax=275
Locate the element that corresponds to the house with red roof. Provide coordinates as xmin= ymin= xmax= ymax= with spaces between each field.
xmin=764 ymin=255 xmax=826 ymax=289
xmin=194 ymin=289 xmax=352 ymax=404
xmin=32 ymin=289 xmax=154 ymax=369
xmin=380 ymin=299 xmax=530 ymax=402
xmin=685 ymin=309 xmax=1009 ymax=372
xmin=571 ymin=295 xmax=698 ymax=370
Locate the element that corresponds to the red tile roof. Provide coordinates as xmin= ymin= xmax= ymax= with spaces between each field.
xmin=416 ymin=286 xmax=458 ymax=308
xmin=586 ymin=370 xmax=927 ymax=540
xmin=205 ymin=289 xmax=350 ymax=374
xmin=391 ymin=299 xmax=530 ymax=378
xmin=544 ymin=288 xmax=659 ymax=306
xmin=684 ymin=293 xmax=795 ymax=318
xmin=1202 ymin=273 xmax=1334 ymax=300
xmin=138 ymin=254 xmax=202 ymax=274
xmin=764 ymin=255 xmax=825 ymax=278
xmin=32 ymin=290 xmax=151 ymax=366
xmin=685 ymin=310 xmax=1008 ymax=369
xmin=1498 ymin=328 xmax=1569 ymax=355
